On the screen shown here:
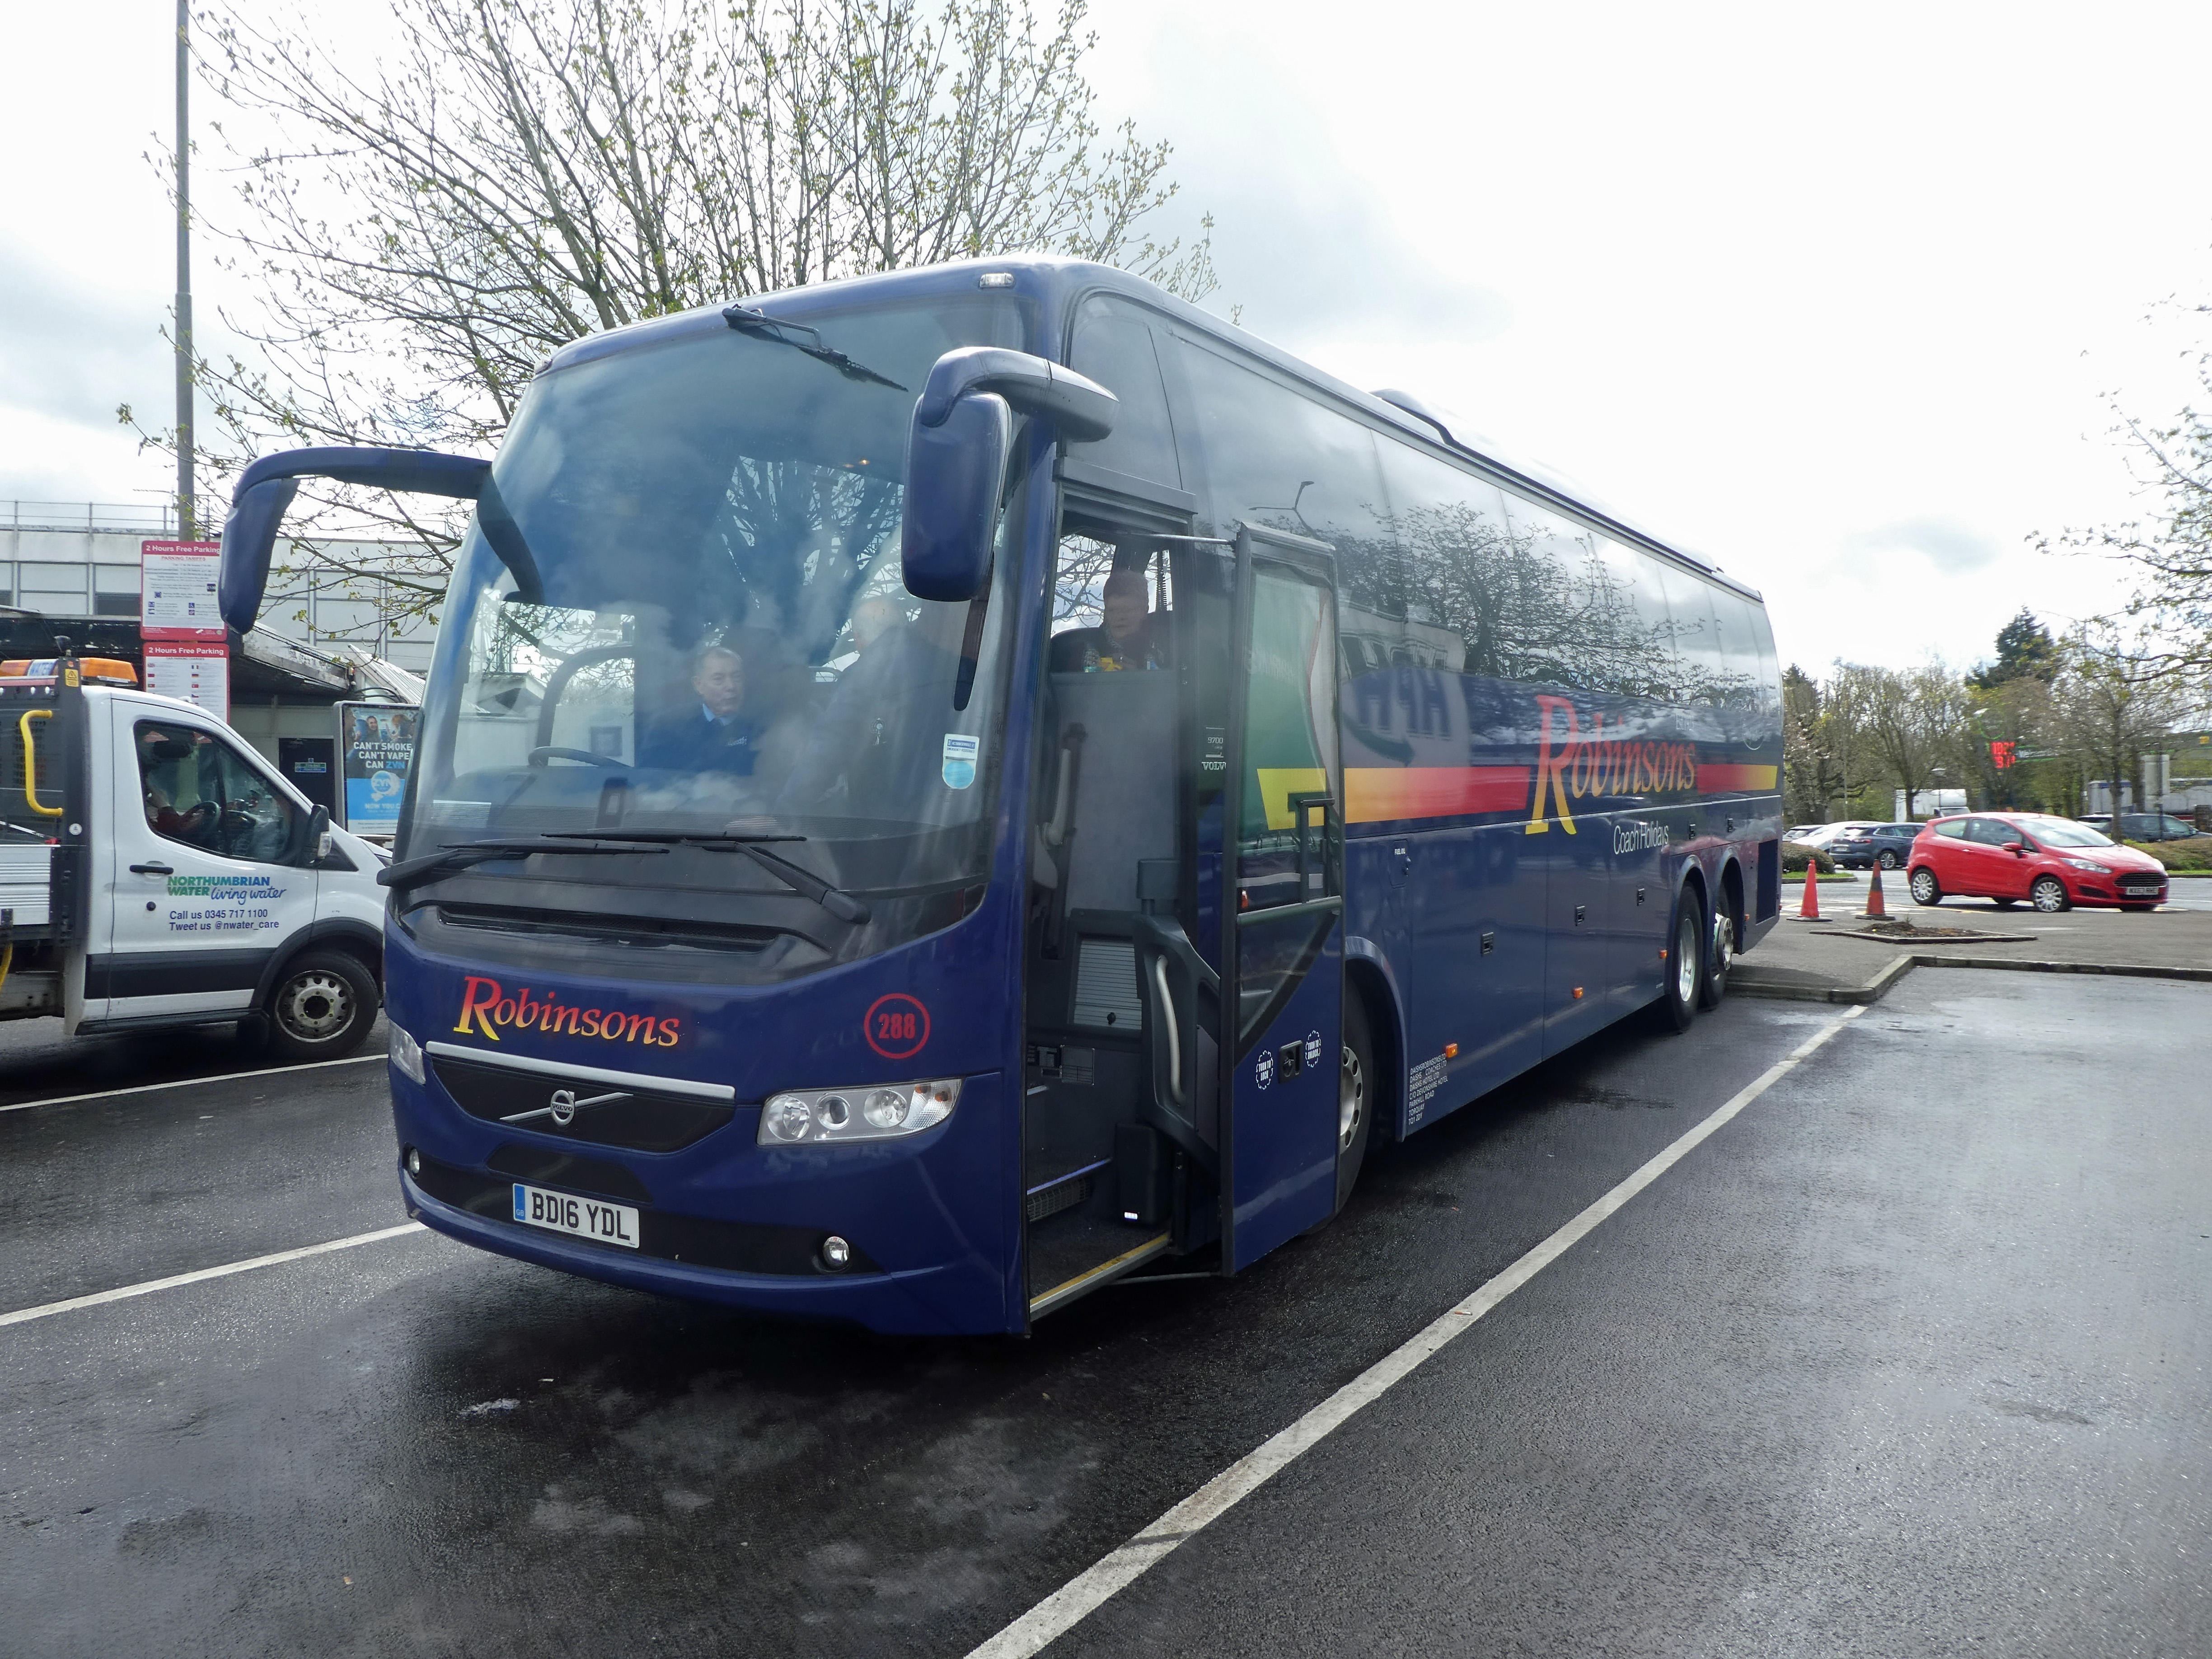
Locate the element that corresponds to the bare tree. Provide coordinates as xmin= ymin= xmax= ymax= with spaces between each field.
xmin=2038 ymin=305 xmax=2212 ymax=678
xmin=2048 ymin=625 xmax=2191 ymax=821
xmin=1856 ymin=660 xmax=1971 ymax=818
xmin=122 ymin=0 xmax=1215 ymax=645
xmin=1781 ymin=664 xmax=1842 ymax=823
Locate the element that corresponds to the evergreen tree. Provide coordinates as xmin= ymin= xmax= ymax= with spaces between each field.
xmin=1969 ymin=608 xmax=2058 ymax=689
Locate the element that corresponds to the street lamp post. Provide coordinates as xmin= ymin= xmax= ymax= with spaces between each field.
xmin=173 ymin=0 xmax=195 ymax=543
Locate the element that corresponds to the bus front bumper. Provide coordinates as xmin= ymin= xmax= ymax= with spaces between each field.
xmin=398 ymin=1162 xmax=1006 ymax=1334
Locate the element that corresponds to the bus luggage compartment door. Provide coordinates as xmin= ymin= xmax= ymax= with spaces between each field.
xmin=1220 ymin=534 xmax=1344 ymax=1271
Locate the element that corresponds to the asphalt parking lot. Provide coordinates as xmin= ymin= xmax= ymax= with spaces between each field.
xmin=3 ymin=970 xmax=2206 ymax=1658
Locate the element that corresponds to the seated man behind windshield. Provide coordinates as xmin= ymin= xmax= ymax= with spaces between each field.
xmin=641 ymin=645 xmax=762 ymax=776
xmin=1050 ymin=564 xmax=1171 ymax=673
xmin=775 ymin=595 xmax=964 ymax=821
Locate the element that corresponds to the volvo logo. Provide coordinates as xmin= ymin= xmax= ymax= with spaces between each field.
xmin=502 ymin=1087 xmax=630 ymax=1128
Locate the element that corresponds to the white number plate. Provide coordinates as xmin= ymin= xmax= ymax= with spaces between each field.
xmin=511 ymin=1184 xmax=640 ymax=1250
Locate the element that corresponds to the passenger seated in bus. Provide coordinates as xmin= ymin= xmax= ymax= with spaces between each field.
xmin=1049 ymin=565 xmax=1171 ymax=673
xmin=774 ymin=596 xmax=964 ymax=819
xmin=639 ymin=645 xmax=763 ymax=776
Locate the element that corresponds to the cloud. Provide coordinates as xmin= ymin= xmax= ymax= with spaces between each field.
xmin=1842 ymin=517 xmax=2003 ymax=576
xmin=0 ymin=237 xmax=174 ymax=435
xmin=1110 ymin=60 xmax=1511 ymax=358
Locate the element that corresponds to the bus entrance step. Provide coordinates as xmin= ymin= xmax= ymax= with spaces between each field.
xmin=1025 ymin=1172 xmax=1094 ymax=1223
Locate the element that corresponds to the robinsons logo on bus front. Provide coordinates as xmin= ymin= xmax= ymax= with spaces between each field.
xmin=453 ymin=976 xmax=682 ymax=1048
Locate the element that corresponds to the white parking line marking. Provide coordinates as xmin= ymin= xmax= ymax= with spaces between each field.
xmin=0 ymin=1223 xmax=427 ymax=1328
xmin=0 ymin=1052 xmax=384 ymax=1116
xmin=965 ymin=1005 xmax=1869 ymax=1659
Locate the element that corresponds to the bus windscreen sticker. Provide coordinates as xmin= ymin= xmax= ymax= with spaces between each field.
xmin=942 ymin=732 xmax=979 ymax=789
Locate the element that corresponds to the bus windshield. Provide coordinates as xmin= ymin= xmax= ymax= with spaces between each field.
xmin=403 ymin=293 xmax=1027 ymax=974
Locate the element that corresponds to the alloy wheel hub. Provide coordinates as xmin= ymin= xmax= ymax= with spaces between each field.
xmin=1339 ymin=1044 xmax=1364 ymax=1153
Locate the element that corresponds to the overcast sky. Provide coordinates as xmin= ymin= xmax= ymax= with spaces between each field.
xmin=5 ymin=2 xmax=2211 ymax=675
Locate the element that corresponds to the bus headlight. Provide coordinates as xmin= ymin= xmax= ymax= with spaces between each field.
xmin=757 ymin=1078 xmax=961 ymax=1145
xmin=389 ymin=1022 xmax=426 ymax=1084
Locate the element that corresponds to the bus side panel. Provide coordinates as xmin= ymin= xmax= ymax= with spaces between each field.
xmin=1397 ymin=819 xmax=1546 ymax=1132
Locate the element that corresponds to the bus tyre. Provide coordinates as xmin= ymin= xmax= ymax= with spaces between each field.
xmin=1313 ymin=994 xmax=1376 ymax=1227
xmin=1657 ymin=891 xmax=1703 ymax=1034
xmin=1697 ymin=898 xmax=1734 ymax=1010
xmin=264 ymin=950 xmax=381 ymax=1063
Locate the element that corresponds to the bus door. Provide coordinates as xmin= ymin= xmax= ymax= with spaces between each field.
xmin=1216 ymin=527 xmax=1344 ymax=1270
xmin=1022 ymin=485 xmax=1204 ymax=1316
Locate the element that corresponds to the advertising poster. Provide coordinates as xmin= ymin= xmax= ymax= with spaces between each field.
xmin=141 ymin=640 xmax=231 ymax=719
xmin=139 ymin=539 xmax=225 ymax=638
xmin=338 ymin=702 xmax=419 ymax=835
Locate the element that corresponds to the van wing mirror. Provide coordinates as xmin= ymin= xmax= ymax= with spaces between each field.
xmin=308 ymin=802 xmax=333 ymax=862
xmin=900 ymin=348 xmax=1118 ymax=603
xmin=218 ymin=446 xmax=540 ymax=633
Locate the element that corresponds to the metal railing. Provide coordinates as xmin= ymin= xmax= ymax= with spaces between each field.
xmin=1 ymin=502 xmax=184 ymax=535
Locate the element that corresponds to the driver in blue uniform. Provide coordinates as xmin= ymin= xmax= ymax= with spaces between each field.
xmin=642 ymin=645 xmax=761 ymax=775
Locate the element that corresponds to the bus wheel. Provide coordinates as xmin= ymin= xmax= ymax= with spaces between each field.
xmin=1657 ymin=891 xmax=1703 ymax=1034
xmin=265 ymin=950 xmax=381 ymax=1063
xmin=1315 ymin=994 xmax=1376 ymax=1225
xmin=1697 ymin=901 xmax=1734 ymax=1010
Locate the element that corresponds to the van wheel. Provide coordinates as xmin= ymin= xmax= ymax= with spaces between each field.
xmin=265 ymin=951 xmax=380 ymax=1062
xmin=1909 ymin=867 xmax=1942 ymax=906
xmin=1698 ymin=900 xmax=1734 ymax=1010
xmin=1655 ymin=890 xmax=1703 ymax=1033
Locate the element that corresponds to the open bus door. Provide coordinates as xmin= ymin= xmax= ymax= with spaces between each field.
xmin=1214 ymin=526 xmax=1345 ymax=1269
xmin=1019 ymin=511 xmax=1346 ymax=1314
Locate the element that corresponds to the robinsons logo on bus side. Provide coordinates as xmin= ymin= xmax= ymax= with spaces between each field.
xmin=453 ymin=976 xmax=682 ymax=1048
xmin=1525 ymin=693 xmax=1700 ymax=836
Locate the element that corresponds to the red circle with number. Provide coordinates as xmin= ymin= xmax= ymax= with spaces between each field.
xmin=863 ymin=993 xmax=931 ymax=1059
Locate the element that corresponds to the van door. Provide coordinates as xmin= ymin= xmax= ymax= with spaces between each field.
xmin=86 ymin=699 xmax=321 ymax=1027
xmin=1218 ymin=527 xmax=1344 ymax=1269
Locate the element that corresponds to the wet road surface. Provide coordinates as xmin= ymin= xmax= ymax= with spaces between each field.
xmin=2 ymin=975 xmax=2204 ymax=1657
xmin=0 ymin=1008 xmax=387 ymax=1111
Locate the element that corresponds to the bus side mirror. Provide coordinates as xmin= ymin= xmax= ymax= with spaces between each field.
xmin=900 ymin=348 xmax=1118 ymax=603
xmin=901 ymin=393 xmax=1012 ymax=603
xmin=219 ymin=446 xmax=498 ymax=633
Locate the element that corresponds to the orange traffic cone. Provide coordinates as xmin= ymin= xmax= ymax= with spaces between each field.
xmin=1863 ymin=865 xmax=1888 ymax=920
xmin=1798 ymin=859 xmax=1820 ymax=919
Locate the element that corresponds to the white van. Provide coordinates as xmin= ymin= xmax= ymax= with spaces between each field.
xmin=0 ymin=653 xmax=388 ymax=1060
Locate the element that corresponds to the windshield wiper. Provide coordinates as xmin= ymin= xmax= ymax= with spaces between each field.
xmin=721 ymin=306 xmax=908 ymax=391
xmin=378 ymin=836 xmax=667 ymax=893
xmin=547 ymin=830 xmax=873 ymax=924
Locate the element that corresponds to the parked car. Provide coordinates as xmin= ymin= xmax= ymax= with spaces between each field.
xmin=1832 ymin=822 xmax=1920 ymax=870
xmin=1787 ymin=820 xmax=1884 ymax=851
xmin=2090 ymin=812 xmax=2201 ymax=842
xmin=1908 ymin=813 xmax=2170 ymax=913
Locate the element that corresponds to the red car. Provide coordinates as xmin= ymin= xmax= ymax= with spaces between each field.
xmin=1908 ymin=813 xmax=2170 ymax=913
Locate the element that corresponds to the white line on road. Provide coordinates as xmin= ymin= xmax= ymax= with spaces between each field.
xmin=965 ymin=1004 xmax=1870 ymax=1659
xmin=0 ymin=1223 xmax=427 ymax=1328
xmin=0 ymin=1052 xmax=384 ymax=1116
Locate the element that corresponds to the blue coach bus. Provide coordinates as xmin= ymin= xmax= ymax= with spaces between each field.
xmin=219 ymin=257 xmax=1782 ymax=1335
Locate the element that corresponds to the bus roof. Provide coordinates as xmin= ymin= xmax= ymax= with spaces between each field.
xmin=538 ymin=256 xmax=1761 ymax=603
